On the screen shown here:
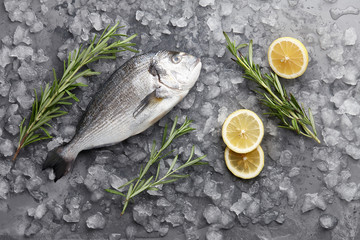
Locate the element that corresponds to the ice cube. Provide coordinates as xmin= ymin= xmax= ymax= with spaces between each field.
xmin=0 ymin=178 xmax=10 ymax=199
xmin=86 ymin=212 xmax=106 ymax=229
xmin=319 ymin=214 xmax=338 ymax=230
xmin=343 ymin=63 xmax=359 ymax=85
xmin=203 ymin=179 xmax=221 ymax=202
xmin=220 ymin=1 xmax=233 ymax=16
xmin=109 ymin=174 xmax=128 ymax=191
xmin=301 ymin=193 xmax=327 ymax=213
xmin=10 ymin=45 xmax=34 ymax=60
xmin=327 ymin=46 xmax=344 ymax=63
xmin=24 ymin=220 xmax=42 ymax=237
xmin=13 ymin=157 xmax=36 ymax=178
xmin=335 ymin=182 xmax=357 ymax=202
xmin=324 ymin=171 xmax=339 ymax=188
xmin=317 ymin=161 xmax=329 ymax=172
xmin=0 ymin=138 xmax=15 ymax=157
xmin=330 ymin=6 xmax=360 ymax=21
xmin=319 ymin=34 xmax=334 ymax=50
xmin=199 ymin=0 xmax=215 ymax=7
xmin=30 ymin=21 xmax=44 ymax=33
xmin=13 ymin=25 xmax=32 ymax=45
xmin=344 ymin=27 xmax=357 ymax=45
xmin=84 ymin=165 xmax=110 ymax=192
xmin=133 ymin=202 xmax=153 ymax=227
xmin=207 ymin=16 xmax=221 ymax=32
xmin=339 ymin=98 xmax=360 ymax=115
xmin=340 ymin=114 xmax=355 ymax=141
xmin=33 ymin=203 xmax=47 ymax=220
xmin=200 ymin=102 xmax=214 ymax=117
xmin=179 ymin=92 xmax=195 ymax=109
xmin=0 ymin=46 xmax=11 ymax=68
xmin=206 ymin=230 xmax=223 ymax=240
xmin=33 ymin=49 xmax=49 ymax=63
xmin=165 ymin=211 xmax=184 ymax=227
xmin=0 ymin=160 xmax=11 ymax=176
xmin=244 ymin=199 xmax=260 ymax=222
xmin=170 ymin=17 xmax=188 ymax=28
xmin=203 ymin=204 xmax=221 ymax=224
xmin=279 ymin=150 xmax=292 ymax=166
xmin=288 ymin=0 xmax=299 ymax=7
xmin=261 ymin=210 xmax=279 ymax=225
xmin=47 ymin=199 xmax=64 ymax=221
xmin=89 ymin=13 xmax=103 ymax=31
xmin=63 ymin=196 xmax=82 ymax=223
xmin=18 ymin=62 xmax=38 ymax=82
xmin=345 ymin=144 xmax=360 ymax=160
xmin=289 ymin=167 xmax=300 ymax=177
xmin=322 ymin=128 xmax=341 ymax=147
xmin=14 ymin=175 xmax=26 ymax=193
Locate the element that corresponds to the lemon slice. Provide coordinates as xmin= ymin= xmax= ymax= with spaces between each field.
xmin=268 ymin=37 xmax=309 ymax=79
xmin=224 ymin=146 xmax=264 ymax=179
xmin=222 ymin=109 xmax=264 ymax=154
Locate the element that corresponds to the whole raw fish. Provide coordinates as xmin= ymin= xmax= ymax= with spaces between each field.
xmin=42 ymin=51 xmax=202 ymax=181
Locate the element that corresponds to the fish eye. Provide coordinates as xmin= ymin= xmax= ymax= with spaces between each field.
xmin=171 ymin=54 xmax=182 ymax=64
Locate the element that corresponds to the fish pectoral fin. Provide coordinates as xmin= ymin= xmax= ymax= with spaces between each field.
xmin=133 ymin=90 xmax=162 ymax=118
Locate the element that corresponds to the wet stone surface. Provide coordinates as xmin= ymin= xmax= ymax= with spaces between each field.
xmin=1 ymin=0 xmax=360 ymax=239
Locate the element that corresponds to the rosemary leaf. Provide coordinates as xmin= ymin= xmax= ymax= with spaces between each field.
xmin=223 ymin=32 xmax=320 ymax=143
xmin=12 ymin=23 xmax=138 ymax=161
xmin=107 ymin=117 xmax=207 ymax=215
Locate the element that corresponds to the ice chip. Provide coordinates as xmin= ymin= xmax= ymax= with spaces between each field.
xmin=0 ymin=138 xmax=15 ymax=157
xmin=199 ymin=0 xmax=215 ymax=7
xmin=301 ymin=193 xmax=327 ymax=213
xmin=206 ymin=230 xmax=223 ymax=240
xmin=30 ymin=21 xmax=44 ymax=33
xmin=203 ymin=204 xmax=221 ymax=224
xmin=279 ymin=150 xmax=292 ymax=166
xmin=89 ymin=13 xmax=103 ymax=31
xmin=339 ymin=98 xmax=360 ymax=115
xmin=343 ymin=63 xmax=359 ymax=85
xmin=335 ymin=182 xmax=357 ymax=202
xmin=344 ymin=27 xmax=357 ymax=45
xmin=203 ymin=179 xmax=221 ymax=202
xmin=34 ymin=203 xmax=47 ymax=220
xmin=133 ymin=202 xmax=153 ymax=227
xmin=13 ymin=25 xmax=32 ymax=45
xmin=220 ymin=1 xmax=233 ymax=16
xmin=170 ymin=17 xmax=188 ymax=28
xmin=0 ymin=46 xmax=11 ymax=68
xmin=86 ymin=212 xmax=106 ymax=229
xmin=24 ymin=220 xmax=42 ymax=237
xmin=345 ymin=144 xmax=360 ymax=160
xmin=326 ymin=46 xmax=344 ymax=63
xmin=109 ymin=174 xmax=128 ymax=191
xmin=10 ymin=45 xmax=34 ymax=60
xmin=329 ymin=6 xmax=359 ymax=20
xmin=319 ymin=214 xmax=338 ymax=230
xmin=324 ymin=171 xmax=339 ymax=188
xmin=165 ymin=212 xmax=184 ymax=227
xmin=0 ymin=178 xmax=10 ymax=199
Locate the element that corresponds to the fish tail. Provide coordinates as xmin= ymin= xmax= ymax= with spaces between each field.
xmin=42 ymin=146 xmax=75 ymax=182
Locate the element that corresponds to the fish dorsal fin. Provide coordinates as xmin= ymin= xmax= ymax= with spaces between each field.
xmin=133 ymin=90 xmax=162 ymax=118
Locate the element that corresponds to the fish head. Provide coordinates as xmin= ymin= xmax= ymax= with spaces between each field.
xmin=153 ymin=51 xmax=202 ymax=92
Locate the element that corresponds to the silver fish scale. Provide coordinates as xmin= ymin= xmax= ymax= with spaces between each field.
xmin=69 ymin=54 xmax=156 ymax=151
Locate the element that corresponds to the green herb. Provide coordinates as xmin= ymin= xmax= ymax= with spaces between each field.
xmin=105 ymin=116 xmax=207 ymax=215
xmin=223 ymin=32 xmax=320 ymax=143
xmin=12 ymin=23 xmax=138 ymax=161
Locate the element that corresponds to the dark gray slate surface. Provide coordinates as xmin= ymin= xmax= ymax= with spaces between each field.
xmin=1 ymin=0 xmax=360 ymax=239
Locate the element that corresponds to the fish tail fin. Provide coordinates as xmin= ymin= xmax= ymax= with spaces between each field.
xmin=42 ymin=146 xmax=74 ymax=182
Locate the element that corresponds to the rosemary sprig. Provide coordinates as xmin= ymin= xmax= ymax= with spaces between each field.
xmin=223 ymin=32 xmax=320 ymax=143
xmin=105 ymin=116 xmax=207 ymax=215
xmin=12 ymin=23 xmax=138 ymax=161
